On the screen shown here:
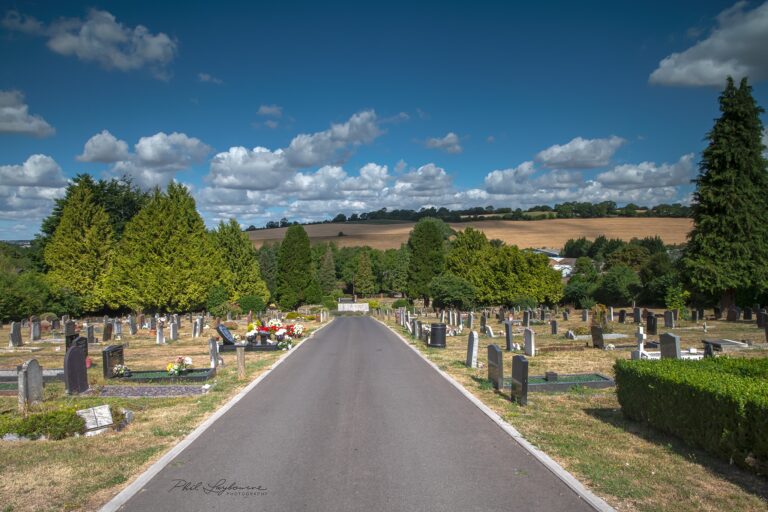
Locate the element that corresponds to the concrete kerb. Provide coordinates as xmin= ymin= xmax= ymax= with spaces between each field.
xmin=99 ymin=318 xmax=336 ymax=512
xmin=375 ymin=318 xmax=614 ymax=512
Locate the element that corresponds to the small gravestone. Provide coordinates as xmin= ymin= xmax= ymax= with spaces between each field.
xmin=86 ymin=325 xmax=95 ymax=344
xmin=129 ymin=315 xmax=138 ymax=335
xmin=539 ymin=309 xmax=546 ymax=321
xmin=138 ymin=314 xmax=145 ymax=329
xmin=480 ymin=313 xmax=487 ymax=331
xmin=607 ymin=307 xmax=614 ymax=322
xmin=64 ymin=346 xmax=89 ymax=394
xmin=173 ymin=314 xmax=180 ymax=328
xmin=64 ymin=320 xmax=77 ymax=346
xmin=581 ymin=309 xmax=588 ymax=322
xmin=102 ymin=322 xmax=113 ymax=342
xmin=217 ymin=324 xmax=237 ymax=345
xmin=30 ymin=319 xmax=41 ymax=341
xmin=150 ymin=316 xmax=157 ymax=330
xmin=646 ymin=314 xmax=658 ymax=335
xmin=9 ymin=321 xmax=22 ymax=347
xmin=487 ymin=344 xmax=503 ymax=390
xmin=156 ymin=324 xmax=165 ymax=344
xmin=468 ymin=313 xmax=474 ymax=329
xmin=466 ymin=331 xmax=479 ymax=368
xmin=524 ymin=328 xmax=535 ymax=357
xmin=633 ymin=307 xmax=641 ymax=324
xmin=550 ymin=320 xmax=558 ymax=335
xmin=618 ymin=310 xmax=626 ymax=323
xmin=18 ymin=359 xmax=43 ymax=412
xmin=664 ymin=310 xmax=675 ymax=328
xmin=486 ymin=325 xmax=495 ymax=338
xmin=631 ymin=326 xmax=647 ymax=359
xmin=743 ymin=307 xmax=753 ymax=321
xmin=714 ymin=307 xmax=721 ymax=320
xmin=504 ymin=321 xmax=513 ymax=351
xmin=510 ymin=355 xmax=529 ymax=405
xmin=522 ymin=311 xmax=530 ymax=328
xmin=565 ymin=330 xmax=576 ymax=340
xmin=758 ymin=309 xmax=768 ymax=329
xmin=562 ymin=310 xmax=569 ymax=321
xmin=113 ymin=319 xmax=122 ymax=337
xmin=169 ymin=322 xmax=178 ymax=341
xmin=102 ymin=345 xmax=125 ymax=379
xmin=660 ymin=333 xmax=681 ymax=359
xmin=591 ymin=325 xmax=605 ymax=349
xmin=726 ymin=308 xmax=738 ymax=321
xmin=209 ymin=337 xmax=220 ymax=369
xmin=691 ymin=309 xmax=699 ymax=323
xmin=66 ymin=335 xmax=89 ymax=358
xmin=76 ymin=404 xmax=113 ymax=436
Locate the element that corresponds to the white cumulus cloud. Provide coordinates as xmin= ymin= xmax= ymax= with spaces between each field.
xmin=77 ymin=130 xmax=130 ymax=162
xmin=0 ymin=155 xmax=67 ymax=222
xmin=0 ymin=90 xmax=54 ymax=137
xmin=425 ymin=132 xmax=462 ymax=154
xmin=596 ymin=153 xmax=695 ymax=190
xmin=649 ymin=1 xmax=768 ymax=86
xmin=3 ymin=9 xmax=177 ymax=79
xmin=536 ymin=136 xmax=626 ymax=169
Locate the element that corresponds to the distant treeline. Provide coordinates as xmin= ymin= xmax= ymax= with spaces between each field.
xmin=245 ymin=201 xmax=691 ymax=231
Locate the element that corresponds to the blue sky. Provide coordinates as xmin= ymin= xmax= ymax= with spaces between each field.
xmin=1 ymin=0 xmax=767 ymax=239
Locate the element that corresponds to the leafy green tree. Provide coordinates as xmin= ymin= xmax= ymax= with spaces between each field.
xmin=354 ymin=249 xmax=376 ymax=296
xmin=212 ymin=219 xmax=269 ymax=303
xmin=44 ymin=186 xmax=114 ymax=312
xmin=103 ymin=183 xmax=222 ymax=312
xmin=682 ymin=77 xmax=768 ymax=310
xmin=258 ymin=244 xmax=279 ymax=299
xmin=603 ymin=244 xmax=650 ymax=271
xmin=638 ymin=252 xmax=678 ymax=306
xmin=318 ymin=245 xmax=338 ymax=295
xmin=276 ymin=225 xmax=320 ymax=309
xmin=563 ymin=257 xmax=599 ymax=308
xmin=561 ymin=237 xmax=592 ymax=258
xmin=380 ymin=245 xmax=409 ymax=294
xmin=594 ymin=264 xmax=640 ymax=306
xmin=407 ymin=218 xmax=449 ymax=304
xmin=429 ymin=273 xmax=476 ymax=310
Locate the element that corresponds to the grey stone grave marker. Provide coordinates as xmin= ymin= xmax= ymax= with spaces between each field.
xmin=113 ymin=319 xmax=122 ymax=337
xmin=504 ymin=321 xmax=513 ymax=351
xmin=523 ymin=311 xmax=530 ymax=327
xmin=758 ymin=309 xmax=767 ymax=329
xmin=9 ymin=321 xmax=22 ymax=347
xmin=102 ymin=322 xmax=113 ymax=342
xmin=102 ymin=345 xmax=125 ymax=379
xmin=209 ymin=337 xmax=220 ymax=370
xmin=156 ymin=324 xmax=165 ymax=344
xmin=466 ymin=331 xmax=479 ymax=368
xmin=550 ymin=320 xmax=558 ymax=335
xmin=524 ymin=328 xmax=535 ymax=357
xmin=18 ymin=358 xmax=43 ymax=412
xmin=664 ymin=310 xmax=675 ymax=328
xmin=64 ymin=346 xmax=89 ymax=394
xmin=129 ymin=315 xmax=137 ymax=335
xmin=608 ymin=307 xmax=614 ymax=322
xmin=646 ymin=314 xmax=658 ymax=335
xmin=169 ymin=322 xmax=178 ymax=341
xmin=487 ymin=344 xmax=503 ymax=390
xmin=660 ymin=333 xmax=681 ymax=359
xmin=76 ymin=404 xmax=114 ymax=436
xmin=581 ymin=309 xmax=589 ymax=322
xmin=30 ymin=319 xmax=41 ymax=341
xmin=510 ymin=355 xmax=529 ymax=405
xmin=727 ymin=308 xmax=738 ymax=321
xmin=633 ymin=307 xmax=641 ymax=324
xmin=591 ymin=326 xmax=605 ymax=349
xmin=691 ymin=309 xmax=699 ymax=322
xmin=86 ymin=325 xmax=95 ymax=345
xmin=562 ymin=310 xmax=569 ymax=321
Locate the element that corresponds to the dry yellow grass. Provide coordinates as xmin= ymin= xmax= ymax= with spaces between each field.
xmin=247 ymin=217 xmax=694 ymax=250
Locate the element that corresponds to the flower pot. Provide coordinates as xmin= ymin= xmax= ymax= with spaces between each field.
xmin=276 ymin=334 xmax=285 ymax=342
xmin=259 ymin=333 xmax=269 ymax=344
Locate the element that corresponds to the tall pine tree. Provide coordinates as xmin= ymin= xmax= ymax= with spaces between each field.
xmin=681 ymin=77 xmax=768 ymax=309
xmin=44 ymin=185 xmax=114 ymax=312
xmin=354 ymin=249 xmax=375 ymax=296
xmin=318 ymin=245 xmax=338 ymax=295
xmin=103 ymin=183 xmax=224 ymax=312
xmin=258 ymin=243 xmax=278 ymax=300
xmin=212 ymin=219 xmax=270 ymax=303
xmin=407 ymin=217 xmax=449 ymax=305
xmin=276 ymin=225 xmax=320 ymax=309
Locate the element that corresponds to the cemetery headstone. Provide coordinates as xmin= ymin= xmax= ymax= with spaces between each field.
xmin=562 ymin=310 xmax=569 ymax=321
xmin=102 ymin=345 xmax=125 ymax=379
xmin=169 ymin=322 xmax=178 ymax=341
xmin=30 ymin=319 xmax=41 ymax=341
xmin=550 ymin=320 xmax=558 ymax=335
xmin=646 ymin=314 xmax=658 ymax=335
xmin=727 ymin=308 xmax=738 ymax=322
xmin=581 ymin=309 xmax=588 ymax=322
xmin=86 ymin=325 xmax=95 ymax=344
xmin=510 ymin=355 xmax=529 ymax=405
xmin=591 ymin=325 xmax=605 ymax=349
xmin=466 ymin=331 xmax=479 ymax=368
xmin=523 ymin=311 xmax=530 ymax=327
xmin=633 ymin=307 xmax=641 ymax=324
xmin=504 ymin=321 xmax=513 ymax=351
xmin=758 ymin=309 xmax=768 ymax=329
xmin=744 ymin=307 xmax=753 ymax=321
xmin=714 ymin=307 xmax=722 ymax=320
xmin=487 ymin=344 xmax=503 ymax=390
xmin=209 ymin=337 xmax=220 ymax=370
xmin=565 ymin=330 xmax=576 ymax=340
xmin=618 ymin=310 xmax=626 ymax=323
xmin=540 ymin=309 xmax=546 ymax=321
xmin=691 ymin=309 xmax=699 ymax=323
xmin=698 ymin=308 xmax=705 ymax=320
xmin=608 ymin=307 xmax=614 ymax=322
xmin=18 ymin=358 xmax=43 ymax=412
xmin=150 ymin=316 xmax=157 ymax=330
xmin=156 ymin=324 xmax=165 ymax=345
xmin=524 ymin=328 xmax=535 ymax=357
xmin=468 ymin=313 xmax=474 ymax=329
xmin=9 ymin=321 xmax=22 ymax=347
xmin=76 ymin=404 xmax=114 ymax=436
xmin=64 ymin=320 xmax=77 ymax=346
xmin=129 ymin=315 xmax=138 ymax=335
xmin=64 ymin=346 xmax=89 ymax=394
xmin=102 ymin=322 xmax=113 ymax=342
xmin=664 ymin=310 xmax=675 ymax=328
xmin=660 ymin=333 xmax=681 ymax=359
xmin=113 ymin=319 xmax=122 ymax=337
xmin=66 ymin=335 xmax=88 ymax=358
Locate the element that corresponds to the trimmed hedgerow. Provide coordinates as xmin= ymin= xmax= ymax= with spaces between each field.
xmin=0 ymin=408 xmax=86 ymax=440
xmin=614 ymin=358 xmax=768 ymax=475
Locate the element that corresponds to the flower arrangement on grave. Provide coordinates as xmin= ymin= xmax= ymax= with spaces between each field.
xmin=285 ymin=323 xmax=304 ymax=338
xmin=275 ymin=328 xmax=287 ymax=341
xmin=167 ymin=356 xmax=193 ymax=376
xmin=277 ymin=337 xmax=293 ymax=350
xmin=113 ymin=364 xmax=131 ymax=377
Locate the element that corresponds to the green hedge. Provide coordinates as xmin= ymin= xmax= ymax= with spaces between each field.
xmin=0 ymin=408 xmax=86 ymax=440
xmin=614 ymin=358 xmax=768 ymax=474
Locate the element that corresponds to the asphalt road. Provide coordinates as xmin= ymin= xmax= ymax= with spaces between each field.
xmin=115 ymin=316 xmax=596 ymax=512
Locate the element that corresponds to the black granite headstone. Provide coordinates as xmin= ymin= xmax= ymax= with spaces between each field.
xmin=487 ymin=344 xmax=503 ymax=390
xmin=511 ymin=355 xmax=529 ymax=405
xmin=64 ymin=346 xmax=89 ymax=394
xmin=217 ymin=324 xmax=237 ymax=345
xmin=102 ymin=345 xmax=125 ymax=379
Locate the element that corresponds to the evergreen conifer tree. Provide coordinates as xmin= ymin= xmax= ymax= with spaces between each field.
xmin=681 ymin=77 xmax=768 ymax=309
xmin=212 ymin=219 xmax=270 ymax=303
xmin=319 ymin=245 xmax=338 ymax=295
xmin=258 ymin=244 xmax=278 ymax=299
xmin=407 ymin=218 xmax=449 ymax=304
xmin=354 ymin=250 xmax=375 ymax=296
xmin=276 ymin=225 xmax=319 ymax=309
xmin=44 ymin=185 xmax=114 ymax=312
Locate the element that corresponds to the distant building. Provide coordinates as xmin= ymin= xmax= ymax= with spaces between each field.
xmin=531 ymin=248 xmax=561 ymax=257
xmin=337 ymin=297 xmax=369 ymax=312
xmin=548 ymin=257 xmax=577 ymax=277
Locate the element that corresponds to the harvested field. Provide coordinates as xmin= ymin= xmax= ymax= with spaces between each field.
xmin=247 ymin=217 xmax=694 ymax=250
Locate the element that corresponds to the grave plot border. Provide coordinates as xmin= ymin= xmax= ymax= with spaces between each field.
xmin=111 ymin=368 xmax=215 ymax=383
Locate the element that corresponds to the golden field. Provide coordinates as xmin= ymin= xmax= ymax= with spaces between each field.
xmin=247 ymin=217 xmax=694 ymax=250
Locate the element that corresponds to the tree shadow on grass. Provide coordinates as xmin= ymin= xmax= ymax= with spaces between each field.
xmin=584 ymin=407 xmax=768 ymax=500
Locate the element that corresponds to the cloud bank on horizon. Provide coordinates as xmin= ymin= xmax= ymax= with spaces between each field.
xmin=1 ymin=1 xmax=767 ymax=238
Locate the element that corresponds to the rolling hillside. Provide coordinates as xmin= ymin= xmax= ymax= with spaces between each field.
xmin=247 ymin=217 xmax=694 ymax=250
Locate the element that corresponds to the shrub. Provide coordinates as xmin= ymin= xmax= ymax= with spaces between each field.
xmin=0 ymin=408 xmax=85 ymax=440
xmin=238 ymin=295 xmax=265 ymax=315
xmin=285 ymin=312 xmax=299 ymax=319
xmin=366 ymin=299 xmax=380 ymax=309
xmin=392 ymin=298 xmax=409 ymax=309
xmin=614 ymin=358 xmax=768 ymax=474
